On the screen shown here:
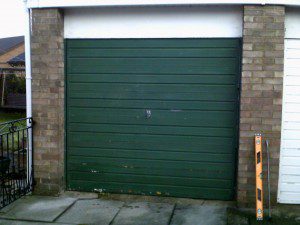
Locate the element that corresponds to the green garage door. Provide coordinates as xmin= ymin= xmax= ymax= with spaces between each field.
xmin=66 ymin=39 xmax=241 ymax=200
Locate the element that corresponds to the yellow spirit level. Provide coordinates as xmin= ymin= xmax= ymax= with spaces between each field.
xmin=255 ymin=134 xmax=263 ymax=220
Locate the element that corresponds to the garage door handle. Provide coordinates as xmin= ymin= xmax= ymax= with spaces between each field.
xmin=145 ymin=109 xmax=151 ymax=119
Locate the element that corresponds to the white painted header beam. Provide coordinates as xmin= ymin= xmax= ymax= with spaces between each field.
xmin=64 ymin=6 xmax=243 ymax=38
xmin=26 ymin=0 xmax=300 ymax=8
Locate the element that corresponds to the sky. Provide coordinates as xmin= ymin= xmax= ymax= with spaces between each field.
xmin=0 ymin=0 xmax=26 ymax=38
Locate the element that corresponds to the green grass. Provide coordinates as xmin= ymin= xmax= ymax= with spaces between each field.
xmin=0 ymin=111 xmax=27 ymax=151
xmin=0 ymin=111 xmax=26 ymax=124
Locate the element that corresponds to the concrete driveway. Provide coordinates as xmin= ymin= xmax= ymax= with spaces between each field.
xmin=0 ymin=192 xmax=233 ymax=225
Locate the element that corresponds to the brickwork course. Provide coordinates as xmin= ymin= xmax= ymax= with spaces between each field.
xmin=31 ymin=9 xmax=65 ymax=195
xmin=238 ymin=5 xmax=285 ymax=207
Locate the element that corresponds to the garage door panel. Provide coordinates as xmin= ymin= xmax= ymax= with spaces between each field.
xmin=281 ymin=174 xmax=300 ymax=183
xmin=68 ymin=172 xmax=233 ymax=189
xmin=276 ymin=86 xmax=300 ymax=96
xmin=69 ymin=74 xmax=237 ymax=84
xmin=280 ymin=165 xmax=300 ymax=175
xmin=280 ymin=183 xmax=300 ymax=192
xmin=68 ymin=161 xmax=233 ymax=180
xmin=284 ymin=103 xmax=300 ymax=113
xmin=67 ymin=38 xmax=240 ymax=49
xmin=68 ymin=58 xmax=238 ymax=74
xmin=68 ymin=156 xmax=234 ymax=175
xmin=66 ymin=38 xmax=240 ymax=200
xmin=283 ymin=113 xmax=300 ymax=122
xmin=69 ymin=91 xmax=236 ymax=101
xmin=69 ymin=180 xmax=233 ymax=200
xmin=68 ymin=108 xmax=236 ymax=127
xmin=69 ymin=83 xmax=236 ymax=93
xmin=68 ymin=147 xmax=234 ymax=162
xmin=285 ymin=76 xmax=300 ymax=86
xmin=68 ymin=99 xmax=236 ymax=111
xmin=68 ymin=124 xmax=235 ymax=137
xmin=68 ymin=48 xmax=239 ymax=58
xmin=68 ymin=84 xmax=237 ymax=101
xmin=68 ymin=132 xmax=235 ymax=153
xmin=284 ymin=95 xmax=300 ymax=104
xmin=278 ymin=192 xmax=300 ymax=204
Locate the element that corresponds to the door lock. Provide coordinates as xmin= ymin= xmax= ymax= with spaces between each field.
xmin=145 ymin=109 xmax=151 ymax=119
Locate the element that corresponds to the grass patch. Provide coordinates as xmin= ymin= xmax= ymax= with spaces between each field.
xmin=0 ymin=111 xmax=26 ymax=124
xmin=0 ymin=111 xmax=27 ymax=151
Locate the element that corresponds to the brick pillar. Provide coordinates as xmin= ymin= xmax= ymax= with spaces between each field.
xmin=31 ymin=9 xmax=64 ymax=195
xmin=238 ymin=6 xmax=285 ymax=207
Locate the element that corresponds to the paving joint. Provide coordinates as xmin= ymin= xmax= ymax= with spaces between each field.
xmin=108 ymin=202 xmax=124 ymax=225
xmin=167 ymin=203 xmax=177 ymax=225
xmin=53 ymin=199 xmax=78 ymax=223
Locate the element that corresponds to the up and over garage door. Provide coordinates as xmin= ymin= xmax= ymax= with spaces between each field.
xmin=65 ymin=39 xmax=241 ymax=200
xmin=278 ymin=9 xmax=300 ymax=204
xmin=278 ymin=39 xmax=300 ymax=204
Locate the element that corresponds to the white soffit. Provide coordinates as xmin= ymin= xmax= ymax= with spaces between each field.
xmin=64 ymin=6 xmax=243 ymax=39
xmin=27 ymin=0 xmax=300 ymax=8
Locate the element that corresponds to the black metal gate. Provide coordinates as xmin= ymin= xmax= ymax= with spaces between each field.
xmin=0 ymin=118 xmax=33 ymax=208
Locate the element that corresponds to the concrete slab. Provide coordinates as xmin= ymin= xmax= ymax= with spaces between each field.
xmin=111 ymin=202 xmax=175 ymax=225
xmin=202 ymin=200 xmax=235 ymax=207
xmin=0 ymin=219 xmax=72 ymax=225
xmin=56 ymin=199 xmax=124 ymax=225
xmin=170 ymin=203 xmax=228 ymax=225
xmin=0 ymin=196 xmax=76 ymax=222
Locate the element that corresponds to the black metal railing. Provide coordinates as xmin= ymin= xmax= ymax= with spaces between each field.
xmin=0 ymin=117 xmax=33 ymax=208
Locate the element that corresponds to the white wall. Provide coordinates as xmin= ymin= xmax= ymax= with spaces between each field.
xmin=64 ymin=6 xmax=243 ymax=39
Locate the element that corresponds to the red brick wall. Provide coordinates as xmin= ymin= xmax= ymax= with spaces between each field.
xmin=31 ymin=9 xmax=65 ymax=195
xmin=238 ymin=5 xmax=285 ymax=207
